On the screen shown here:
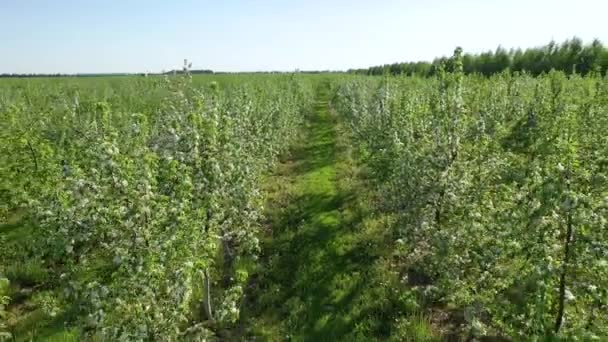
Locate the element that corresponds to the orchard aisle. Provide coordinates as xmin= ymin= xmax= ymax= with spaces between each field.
xmin=236 ymin=81 xmax=392 ymax=340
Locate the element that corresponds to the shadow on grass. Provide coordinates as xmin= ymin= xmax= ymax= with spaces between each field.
xmin=240 ymin=82 xmax=399 ymax=341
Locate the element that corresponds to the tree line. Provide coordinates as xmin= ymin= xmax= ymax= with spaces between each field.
xmin=349 ymin=38 xmax=608 ymax=76
xmin=0 ymin=70 xmax=214 ymax=78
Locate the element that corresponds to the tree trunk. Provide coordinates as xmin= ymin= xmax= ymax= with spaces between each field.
xmin=554 ymin=210 xmax=573 ymax=333
xmin=203 ymin=269 xmax=213 ymax=321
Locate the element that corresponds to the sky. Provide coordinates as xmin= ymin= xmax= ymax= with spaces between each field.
xmin=1 ymin=0 xmax=607 ymax=74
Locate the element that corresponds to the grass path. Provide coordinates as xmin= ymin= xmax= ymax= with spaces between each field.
xmin=238 ymin=81 xmax=397 ymax=341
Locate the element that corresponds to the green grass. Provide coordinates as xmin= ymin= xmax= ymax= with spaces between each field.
xmin=238 ymin=81 xmax=437 ymax=341
xmin=1 ymin=215 xmax=79 ymax=340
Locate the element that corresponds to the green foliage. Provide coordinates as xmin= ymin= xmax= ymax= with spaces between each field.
xmin=390 ymin=314 xmax=438 ymax=342
xmin=4 ymin=261 xmax=49 ymax=287
xmin=334 ymin=51 xmax=608 ymax=339
xmin=2 ymin=61 xmax=607 ymax=341
xmin=0 ymin=278 xmax=10 ymax=341
xmin=0 ymin=73 xmax=314 ymax=339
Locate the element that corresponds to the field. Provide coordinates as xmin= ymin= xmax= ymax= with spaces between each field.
xmin=1 ymin=53 xmax=608 ymax=341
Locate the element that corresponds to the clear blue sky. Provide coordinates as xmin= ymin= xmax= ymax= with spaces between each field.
xmin=1 ymin=0 xmax=606 ymax=73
